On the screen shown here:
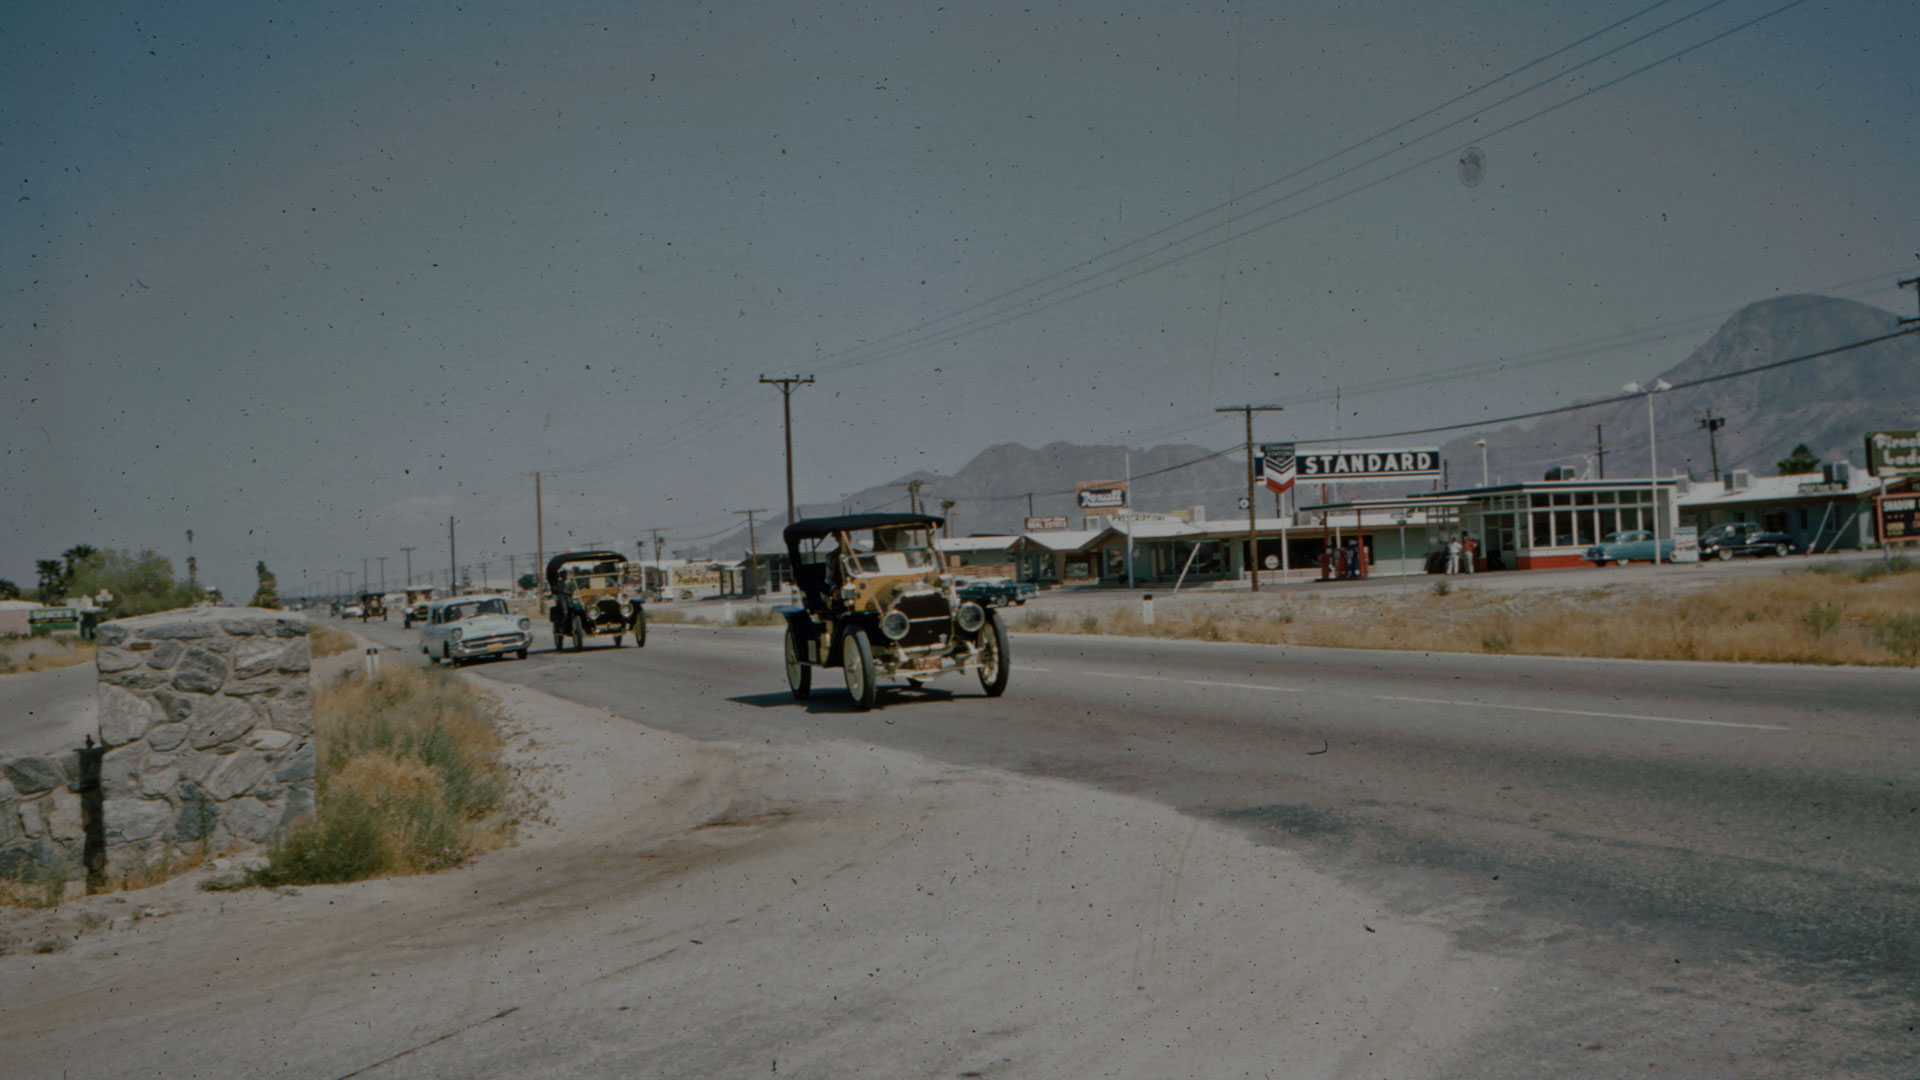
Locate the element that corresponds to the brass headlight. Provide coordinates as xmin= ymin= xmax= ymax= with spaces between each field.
xmin=956 ymin=602 xmax=986 ymax=633
xmin=880 ymin=609 xmax=911 ymax=640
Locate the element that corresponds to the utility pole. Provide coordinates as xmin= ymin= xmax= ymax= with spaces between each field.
xmin=376 ymin=556 xmax=388 ymax=594
xmin=400 ymin=546 xmax=415 ymax=587
xmin=1697 ymin=412 xmax=1727 ymax=482
xmin=760 ymin=375 xmax=815 ymax=526
xmin=1900 ymin=259 xmax=1919 ymax=325
xmin=734 ymin=509 xmax=766 ymax=600
xmin=448 ymin=516 xmax=458 ymax=596
xmin=521 ymin=472 xmax=545 ymax=597
xmin=361 ymin=557 xmax=370 ymax=599
xmin=1215 ymin=404 xmax=1284 ymax=592
xmin=1594 ymin=424 xmax=1608 ymax=479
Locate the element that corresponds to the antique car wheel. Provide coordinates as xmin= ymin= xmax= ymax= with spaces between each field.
xmin=572 ymin=617 xmax=586 ymax=651
xmin=842 ymin=628 xmax=877 ymax=710
xmin=977 ymin=610 xmax=1010 ymax=697
xmin=632 ymin=608 xmax=647 ymax=648
xmin=785 ymin=627 xmax=812 ymax=700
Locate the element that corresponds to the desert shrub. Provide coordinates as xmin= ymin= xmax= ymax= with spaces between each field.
xmin=1431 ymin=579 xmax=1451 ymax=596
xmin=309 ymin=624 xmax=356 ymax=658
xmin=1875 ymin=614 xmax=1920 ymax=664
xmin=1800 ymin=603 xmax=1842 ymax=640
xmin=733 ymin=606 xmax=779 ymax=626
xmin=250 ymin=665 xmax=513 ymax=886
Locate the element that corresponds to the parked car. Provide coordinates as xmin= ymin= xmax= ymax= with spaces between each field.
xmin=340 ymin=603 xmax=363 ymax=618
xmin=955 ymin=576 xmax=1037 ymax=607
xmin=1697 ymin=522 xmax=1799 ymax=560
xmin=1583 ymin=530 xmax=1676 ymax=566
xmin=778 ymin=513 xmax=1009 ymax=710
xmin=418 ymin=595 xmax=531 ymax=665
xmin=546 ymin=550 xmax=647 ymax=651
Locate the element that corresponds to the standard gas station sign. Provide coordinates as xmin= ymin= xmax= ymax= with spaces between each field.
xmin=1296 ymin=448 xmax=1441 ymax=483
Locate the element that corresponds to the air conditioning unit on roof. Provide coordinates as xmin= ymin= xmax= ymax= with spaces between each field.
xmin=1724 ymin=470 xmax=1751 ymax=492
xmin=1543 ymin=466 xmax=1576 ymax=481
xmin=1823 ymin=461 xmax=1851 ymax=486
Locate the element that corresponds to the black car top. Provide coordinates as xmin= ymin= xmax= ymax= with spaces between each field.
xmin=783 ymin=513 xmax=945 ymax=608
xmin=544 ymin=549 xmax=629 ymax=590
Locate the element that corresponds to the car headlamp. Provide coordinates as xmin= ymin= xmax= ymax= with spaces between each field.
xmin=450 ymin=628 xmax=463 ymax=641
xmin=956 ymin=602 xmax=986 ymax=633
xmin=518 ymin=618 xmax=531 ymax=632
xmin=880 ymin=609 xmax=911 ymax=640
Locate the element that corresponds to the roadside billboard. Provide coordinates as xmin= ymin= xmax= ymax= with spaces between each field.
xmin=1865 ymin=430 xmax=1920 ymax=476
xmin=1024 ymin=515 xmax=1070 ymax=531
xmin=1075 ymin=480 xmax=1128 ymax=510
xmin=1296 ymin=448 xmax=1441 ymax=483
xmin=1881 ymin=495 xmax=1917 ymax=541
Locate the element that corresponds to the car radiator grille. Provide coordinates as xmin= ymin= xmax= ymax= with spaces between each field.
xmin=462 ymin=633 xmax=524 ymax=650
xmin=893 ymin=591 xmax=951 ymax=649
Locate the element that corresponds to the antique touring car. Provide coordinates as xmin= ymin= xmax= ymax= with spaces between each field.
xmin=779 ymin=513 xmax=1009 ymax=710
xmin=545 ymin=550 xmax=647 ymax=651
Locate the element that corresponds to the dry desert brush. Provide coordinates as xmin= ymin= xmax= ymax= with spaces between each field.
xmin=250 ymin=665 xmax=517 ymax=886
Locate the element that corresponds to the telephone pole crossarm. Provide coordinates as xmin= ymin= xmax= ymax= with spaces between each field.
xmin=1215 ymin=404 xmax=1285 ymax=592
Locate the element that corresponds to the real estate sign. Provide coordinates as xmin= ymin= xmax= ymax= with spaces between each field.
xmin=1296 ymin=448 xmax=1441 ymax=483
xmin=1865 ymin=430 xmax=1920 ymax=476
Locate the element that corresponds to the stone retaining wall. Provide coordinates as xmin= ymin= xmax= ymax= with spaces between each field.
xmin=1 ymin=607 xmax=316 ymax=884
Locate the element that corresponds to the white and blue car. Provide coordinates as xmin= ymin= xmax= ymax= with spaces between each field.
xmin=419 ymin=595 xmax=532 ymax=665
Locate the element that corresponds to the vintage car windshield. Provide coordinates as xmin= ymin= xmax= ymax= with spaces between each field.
xmin=845 ymin=547 xmax=934 ymax=575
xmin=445 ymin=598 xmax=509 ymax=620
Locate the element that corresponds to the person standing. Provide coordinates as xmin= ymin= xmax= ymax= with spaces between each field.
xmin=1462 ymin=534 xmax=1478 ymax=574
xmin=1446 ymin=535 xmax=1463 ymax=575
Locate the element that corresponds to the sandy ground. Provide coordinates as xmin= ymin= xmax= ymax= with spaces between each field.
xmin=1 ymin=652 xmax=1514 ymax=1078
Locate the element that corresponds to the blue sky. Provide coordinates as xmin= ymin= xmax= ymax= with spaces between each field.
xmin=5 ymin=0 xmax=1916 ymax=598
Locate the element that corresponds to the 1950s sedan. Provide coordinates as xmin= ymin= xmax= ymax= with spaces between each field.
xmin=418 ymin=595 xmax=532 ymax=665
xmin=778 ymin=513 xmax=1009 ymax=710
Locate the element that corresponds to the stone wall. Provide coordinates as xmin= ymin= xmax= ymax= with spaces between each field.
xmin=0 ymin=748 xmax=87 ymax=881
xmin=92 ymin=607 xmax=314 ymax=878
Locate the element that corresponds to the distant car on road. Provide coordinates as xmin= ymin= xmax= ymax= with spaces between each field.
xmin=1698 ymin=522 xmax=1799 ymax=560
xmin=955 ymin=577 xmax=1037 ymax=607
xmin=418 ymin=595 xmax=531 ymax=665
xmin=341 ymin=603 xmax=364 ymax=619
xmin=1584 ymin=530 xmax=1676 ymax=566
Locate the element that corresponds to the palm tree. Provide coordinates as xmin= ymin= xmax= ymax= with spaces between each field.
xmin=61 ymin=544 xmax=98 ymax=576
xmin=36 ymin=559 xmax=66 ymax=602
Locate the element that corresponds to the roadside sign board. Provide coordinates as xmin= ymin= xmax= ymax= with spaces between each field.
xmin=1075 ymin=480 xmax=1128 ymax=510
xmin=1865 ymin=430 xmax=1920 ymax=476
xmin=1671 ymin=526 xmax=1700 ymax=563
xmin=1023 ymin=515 xmax=1070 ymax=531
xmin=1296 ymin=448 xmax=1441 ymax=483
xmin=1256 ymin=443 xmax=1296 ymax=494
xmin=1882 ymin=495 xmax=1918 ymax=541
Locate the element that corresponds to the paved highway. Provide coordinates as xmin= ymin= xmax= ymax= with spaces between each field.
xmin=352 ymin=614 xmax=1920 ymax=1077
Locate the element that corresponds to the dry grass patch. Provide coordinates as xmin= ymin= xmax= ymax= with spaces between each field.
xmin=248 ymin=664 xmax=518 ymax=886
xmin=1014 ymin=562 xmax=1920 ymax=666
xmin=0 ymin=633 xmax=97 ymax=675
xmin=309 ymin=623 xmax=357 ymax=658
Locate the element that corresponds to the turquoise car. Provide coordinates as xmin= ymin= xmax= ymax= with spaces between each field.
xmin=1583 ymin=530 xmax=1675 ymax=566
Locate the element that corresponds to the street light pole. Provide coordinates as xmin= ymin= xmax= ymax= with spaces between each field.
xmin=1625 ymin=379 xmax=1672 ymax=568
xmin=400 ymin=546 xmax=415 ymax=588
xmin=1215 ymin=404 xmax=1284 ymax=591
xmin=1475 ymin=439 xmax=1489 ymax=487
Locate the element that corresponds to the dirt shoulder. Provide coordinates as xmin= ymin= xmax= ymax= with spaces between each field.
xmin=1 ymin=665 xmax=1512 ymax=1079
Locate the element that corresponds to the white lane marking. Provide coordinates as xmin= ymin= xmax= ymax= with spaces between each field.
xmin=1016 ymin=665 xmax=1052 ymax=672
xmin=1375 ymin=694 xmax=1789 ymax=731
xmin=1183 ymin=679 xmax=1303 ymax=694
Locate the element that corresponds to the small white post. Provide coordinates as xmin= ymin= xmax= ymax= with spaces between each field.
xmin=364 ymin=647 xmax=380 ymax=678
xmin=1141 ymin=593 xmax=1155 ymax=625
